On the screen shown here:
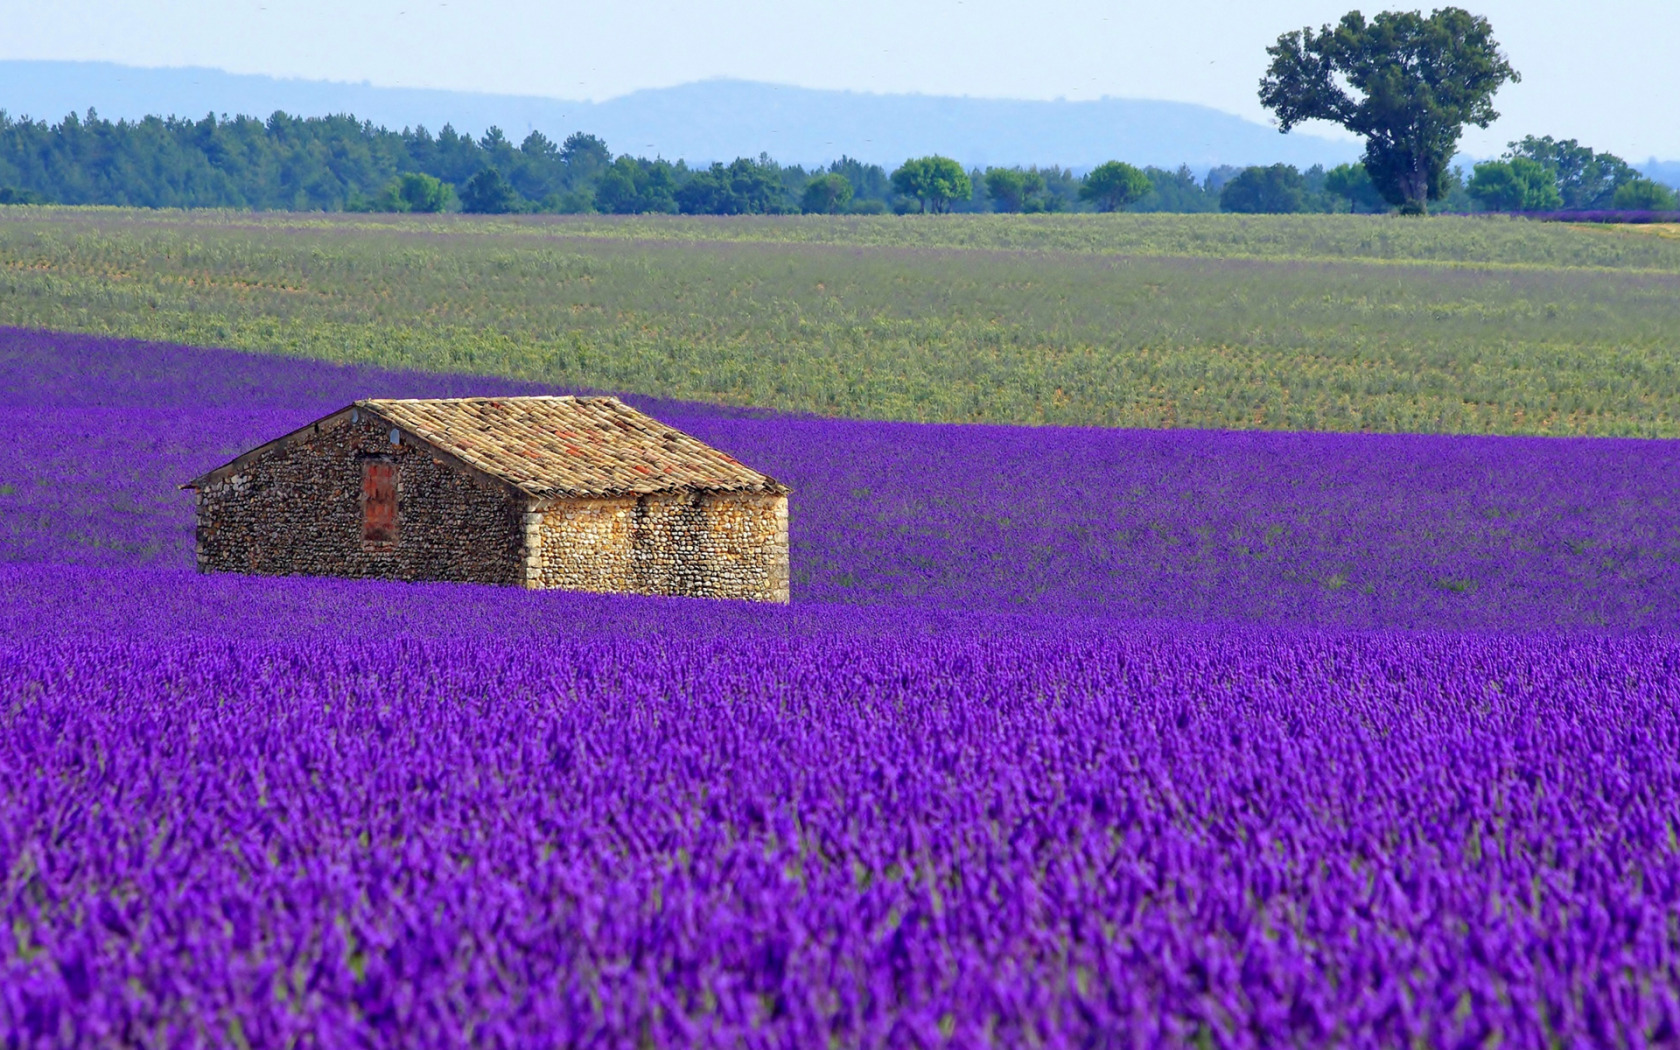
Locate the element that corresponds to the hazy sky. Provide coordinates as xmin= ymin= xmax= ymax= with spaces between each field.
xmin=3 ymin=0 xmax=1675 ymax=158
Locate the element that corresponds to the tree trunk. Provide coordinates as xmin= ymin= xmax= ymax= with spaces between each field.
xmin=1400 ymin=163 xmax=1430 ymax=216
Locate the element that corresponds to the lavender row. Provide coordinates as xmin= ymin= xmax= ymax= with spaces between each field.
xmin=1525 ymin=210 xmax=1680 ymax=224
xmin=4 ymin=328 xmax=1679 ymax=632
xmin=7 ymin=326 xmax=1680 ymax=1045
xmin=5 ymin=627 xmax=1679 ymax=1047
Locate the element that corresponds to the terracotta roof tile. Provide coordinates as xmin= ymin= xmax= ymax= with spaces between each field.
xmin=359 ymin=396 xmax=787 ymax=499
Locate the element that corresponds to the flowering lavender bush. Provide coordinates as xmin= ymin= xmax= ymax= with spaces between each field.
xmin=1525 ymin=210 xmax=1680 ymax=224
xmin=4 ymin=328 xmax=1680 ymax=1046
xmin=5 ymin=328 xmax=1678 ymax=634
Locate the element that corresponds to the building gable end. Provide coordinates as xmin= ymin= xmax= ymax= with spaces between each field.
xmin=181 ymin=403 xmax=529 ymax=503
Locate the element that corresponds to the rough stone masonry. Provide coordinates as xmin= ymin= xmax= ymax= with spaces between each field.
xmin=184 ymin=396 xmax=791 ymax=603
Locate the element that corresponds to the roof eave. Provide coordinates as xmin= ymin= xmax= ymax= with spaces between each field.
xmin=527 ymin=480 xmax=790 ymax=504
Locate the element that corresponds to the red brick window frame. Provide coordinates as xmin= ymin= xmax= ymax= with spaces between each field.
xmin=361 ymin=460 xmax=398 ymax=546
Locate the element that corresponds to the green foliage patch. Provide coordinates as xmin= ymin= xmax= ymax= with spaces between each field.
xmin=1 ymin=208 xmax=1677 ymax=435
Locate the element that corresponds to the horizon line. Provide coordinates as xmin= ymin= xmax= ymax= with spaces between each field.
xmin=0 ymin=57 xmax=1335 ymax=127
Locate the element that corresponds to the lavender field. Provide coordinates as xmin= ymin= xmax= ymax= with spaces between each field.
xmin=5 ymin=327 xmax=1680 ymax=1046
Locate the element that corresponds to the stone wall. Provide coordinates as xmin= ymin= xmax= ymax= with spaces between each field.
xmin=195 ymin=412 xmax=790 ymax=601
xmin=526 ymin=496 xmax=637 ymax=594
xmin=530 ymin=491 xmax=790 ymax=603
xmin=194 ymin=414 xmax=525 ymax=584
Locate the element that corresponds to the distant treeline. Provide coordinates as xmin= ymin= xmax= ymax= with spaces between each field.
xmin=0 ymin=109 xmax=1672 ymax=216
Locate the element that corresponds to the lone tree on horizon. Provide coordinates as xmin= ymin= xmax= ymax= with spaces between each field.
xmin=890 ymin=156 xmax=971 ymax=214
xmin=1079 ymin=161 xmax=1153 ymax=212
xmin=1258 ymin=7 xmax=1518 ymax=215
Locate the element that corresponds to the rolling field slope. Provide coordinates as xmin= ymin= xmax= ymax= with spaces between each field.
xmin=6 ymin=331 xmax=1680 ymax=1044
xmin=1 ymin=208 xmax=1677 ymax=434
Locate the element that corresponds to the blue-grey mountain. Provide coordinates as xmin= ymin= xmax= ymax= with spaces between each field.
xmin=0 ymin=60 xmax=1357 ymax=170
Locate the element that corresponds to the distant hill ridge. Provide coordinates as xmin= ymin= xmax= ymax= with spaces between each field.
xmin=0 ymin=60 xmax=1362 ymax=171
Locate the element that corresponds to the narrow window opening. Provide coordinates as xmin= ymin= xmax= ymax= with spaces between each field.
xmin=362 ymin=461 xmax=398 ymax=545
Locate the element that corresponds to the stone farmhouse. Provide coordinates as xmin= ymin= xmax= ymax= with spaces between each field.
xmin=183 ymin=396 xmax=791 ymax=602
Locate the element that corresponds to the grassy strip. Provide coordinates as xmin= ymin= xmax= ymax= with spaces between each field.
xmin=1 ymin=208 xmax=1677 ymax=434
xmin=9 ymin=206 xmax=1680 ymax=269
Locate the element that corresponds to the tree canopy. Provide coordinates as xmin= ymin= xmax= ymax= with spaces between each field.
xmin=7 ymin=102 xmax=1664 ymax=219
xmin=1079 ymin=162 xmax=1152 ymax=212
xmin=801 ymin=173 xmax=854 ymax=214
xmin=1259 ymin=8 xmax=1518 ymax=214
xmin=1466 ymin=157 xmax=1562 ymax=212
xmin=1323 ymin=163 xmax=1387 ymax=213
xmin=983 ymin=168 xmax=1046 ymax=213
xmin=1219 ymin=164 xmax=1309 ymax=214
xmin=1504 ymin=136 xmax=1637 ymax=211
xmin=1611 ymin=179 xmax=1679 ymax=212
xmin=890 ymin=156 xmax=971 ymax=214
xmin=675 ymin=157 xmax=791 ymax=215
xmin=460 ymin=168 xmax=521 ymax=214
xmin=559 ymin=133 xmax=611 ymax=176
xmin=593 ymin=156 xmax=679 ymax=214
xmin=367 ymin=172 xmax=452 ymax=213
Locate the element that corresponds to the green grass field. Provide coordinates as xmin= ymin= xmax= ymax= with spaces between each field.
xmin=3 ymin=207 xmax=1677 ymax=434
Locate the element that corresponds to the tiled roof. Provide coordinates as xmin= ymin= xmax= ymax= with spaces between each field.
xmin=360 ymin=396 xmax=787 ymax=498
